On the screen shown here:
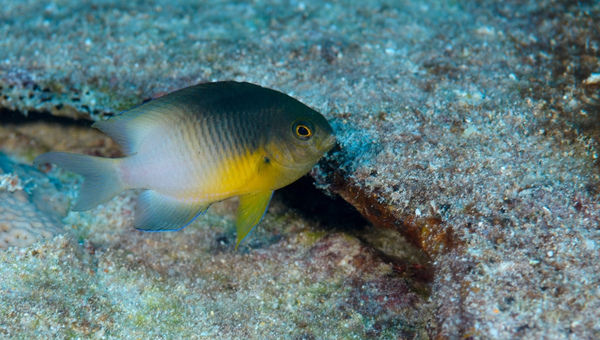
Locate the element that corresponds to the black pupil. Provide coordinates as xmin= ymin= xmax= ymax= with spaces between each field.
xmin=298 ymin=126 xmax=310 ymax=136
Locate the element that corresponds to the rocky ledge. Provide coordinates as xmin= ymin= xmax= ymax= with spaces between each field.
xmin=1 ymin=0 xmax=599 ymax=338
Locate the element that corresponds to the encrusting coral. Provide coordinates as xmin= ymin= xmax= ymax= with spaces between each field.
xmin=0 ymin=154 xmax=66 ymax=248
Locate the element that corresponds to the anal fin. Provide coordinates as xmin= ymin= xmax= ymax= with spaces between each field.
xmin=235 ymin=191 xmax=274 ymax=249
xmin=135 ymin=190 xmax=210 ymax=232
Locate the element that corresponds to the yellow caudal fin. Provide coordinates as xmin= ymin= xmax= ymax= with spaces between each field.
xmin=235 ymin=191 xmax=274 ymax=249
xmin=33 ymin=152 xmax=123 ymax=211
xmin=134 ymin=190 xmax=211 ymax=232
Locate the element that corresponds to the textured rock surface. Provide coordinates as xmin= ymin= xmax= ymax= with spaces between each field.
xmin=0 ymin=154 xmax=66 ymax=248
xmin=1 ymin=0 xmax=600 ymax=338
xmin=0 ymin=188 xmax=430 ymax=339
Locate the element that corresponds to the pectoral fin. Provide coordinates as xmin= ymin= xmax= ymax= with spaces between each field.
xmin=235 ymin=191 xmax=274 ymax=249
xmin=135 ymin=190 xmax=211 ymax=232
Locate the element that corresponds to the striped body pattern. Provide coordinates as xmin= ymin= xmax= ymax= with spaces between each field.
xmin=34 ymin=81 xmax=336 ymax=247
xmin=121 ymin=105 xmax=264 ymax=201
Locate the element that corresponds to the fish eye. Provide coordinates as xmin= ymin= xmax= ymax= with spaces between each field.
xmin=293 ymin=121 xmax=313 ymax=140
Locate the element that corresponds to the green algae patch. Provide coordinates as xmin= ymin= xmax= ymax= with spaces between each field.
xmin=298 ymin=229 xmax=329 ymax=245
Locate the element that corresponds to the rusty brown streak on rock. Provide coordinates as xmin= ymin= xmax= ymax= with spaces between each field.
xmin=327 ymin=168 xmax=462 ymax=258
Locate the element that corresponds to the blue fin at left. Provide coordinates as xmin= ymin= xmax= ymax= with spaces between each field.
xmin=135 ymin=190 xmax=210 ymax=232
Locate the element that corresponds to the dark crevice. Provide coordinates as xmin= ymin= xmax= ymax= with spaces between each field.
xmin=0 ymin=108 xmax=93 ymax=127
xmin=274 ymin=173 xmax=434 ymax=298
xmin=273 ymin=175 xmax=369 ymax=232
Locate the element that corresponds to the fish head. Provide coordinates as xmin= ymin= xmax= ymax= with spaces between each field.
xmin=266 ymin=105 xmax=336 ymax=176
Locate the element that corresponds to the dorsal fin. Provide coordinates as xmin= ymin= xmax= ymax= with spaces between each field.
xmin=93 ymin=82 xmax=277 ymax=155
xmin=92 ymin=94 xmax=187 ymax=155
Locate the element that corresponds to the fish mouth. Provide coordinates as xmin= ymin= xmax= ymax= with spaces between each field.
xmin=322 ymin=134 xmax=337 ymax=152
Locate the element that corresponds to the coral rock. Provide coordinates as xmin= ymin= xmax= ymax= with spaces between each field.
xmin=0 ymin=154 xmax=66 ymax=249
